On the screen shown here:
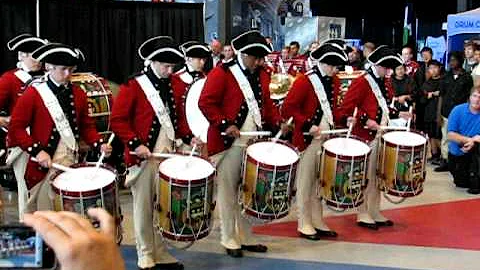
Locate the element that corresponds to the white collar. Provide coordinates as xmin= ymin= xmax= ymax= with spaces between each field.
xmin=19 ymin=62 xmax=31 ymax=73
xmin=48 ymin=74 xmax=68 ymax=88
xmin=237 ymin=54 xmax=247 ymax=71
xmin=151 ymin=65 xmax=162 ymax=79
xmin=318 ymin=64 xmax=327 ymax=77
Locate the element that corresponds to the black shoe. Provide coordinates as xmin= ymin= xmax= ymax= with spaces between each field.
xmin=455 ymin=182 xmax=470 ymax=188
xmin=226 ymin=248 xmax=243 ymax=258
xmin=375 ymin=220 xmax=394 ymax=227
xmin=357 ymin=221 xmax=378 ymax=230
xmin=315 ymin=229 xmax=338 ymax=237
xmin=241 ymin=244 xmax=268 ymax=253
xmin=298 ymin=231 xmax=321 ymax=241
xmin=138 ymin=267 xmax=154 ymax=270
xmin=155 ymin=262 xmax=184 ymax=270
xmin=467 ymin=188 xmax=480 ymax=195
xmin=431 ymin=158 xmax=441 ymax=166
xmin=434 ymin=162 xmax=449 ymax=172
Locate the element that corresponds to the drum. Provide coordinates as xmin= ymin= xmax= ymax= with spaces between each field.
xmin=157 ymin=154 xmax=215 ymax=242
xmin=378 ymin=130 xmax=428 ymax=197
xmin=241 ymin=139 xmax=299 ymax=220
xmin=51 ymin=163 xmax=122 ymax=242
xmin=319 ymin=136 xmax=371 ymax=210
xmin=70 ymin=73 xmax=113 ymax=140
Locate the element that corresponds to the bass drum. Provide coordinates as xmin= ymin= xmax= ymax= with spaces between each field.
xmin=185 ymin=78 xmax=209 ymax=143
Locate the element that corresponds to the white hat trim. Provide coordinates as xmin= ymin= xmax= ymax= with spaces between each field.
xmin=185 ymin=44 xmax=210 ymax=53
xmin=371 ymin=55 xmax=403 ymax=66
xmin=8 ymin=37 xmax=47 ymax=51
xmin=318 ymin=51 xmax=348 ymax=63
xmin=33 ymin=47 xmax=81 ymax=62
xmin=236 ymin=43 xmax=272 ymax=55
xmin=143 ymin=48 xmax=184 ymax=61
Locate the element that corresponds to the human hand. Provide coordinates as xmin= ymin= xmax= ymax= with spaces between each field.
xmin=36 ymin=150 xmax=52 ymax=168
xmin=135 ymin=145 xmax=151 ymax=159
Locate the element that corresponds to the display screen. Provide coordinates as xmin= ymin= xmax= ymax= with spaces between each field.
xmin=0 ymin=226 xmax=43 ymax=268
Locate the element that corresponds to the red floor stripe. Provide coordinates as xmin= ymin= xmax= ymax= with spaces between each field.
xmin=252 ymin=199 xmax=480 ymax=250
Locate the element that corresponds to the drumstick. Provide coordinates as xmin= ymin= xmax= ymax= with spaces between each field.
xmin=94 ymin=133 xmax=115 ymax=170
xmin=377 ymin=125 xmax=408 ymax=131
xmin=0 ymin=149 xmax=5 ymax=158
xmin=406 ymin=106 xmax=413 ymax=132
xmin=30 ymin=157 xmax=76 ymax=173
xmin=1 ymin=127 xmax=7 ymax=133
xmin=220 ymin=131 xmax=272 ymax=136
xmin=272 ymin=117 xmax=293 ymax=143
xmin=129 ymin=151 xmax=178 ymax=159
xmin=346 ymin=107 xmax=358 ymax=139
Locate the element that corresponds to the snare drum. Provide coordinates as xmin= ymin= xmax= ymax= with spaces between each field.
xmin=51 ymin=163 xmax=122 ymax=242
xmin=378 ymin=130 xmax=428 ymax=197
xmin=157 ymin=154 xmax=215 ymax=242
xmin=319 ymin=136 xmax=371 ymax=210
xmin=241 ymin=140 xmax=299 ymax=220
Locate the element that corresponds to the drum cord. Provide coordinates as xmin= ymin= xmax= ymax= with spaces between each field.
xmin=383 ymin=192 xmax=406 ymax=204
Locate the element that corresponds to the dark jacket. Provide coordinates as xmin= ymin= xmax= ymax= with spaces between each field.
xmin=420 ymin=77 xmax=442 ymax=122
xmin=440 ymin=69 xmax=473 ymax=117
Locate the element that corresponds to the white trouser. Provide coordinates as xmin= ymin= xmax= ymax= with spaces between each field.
xmin=296 ymin=139 xmax=330 ymax=235
xmin=440 ymin=116 xmax=449 ymax=160
xmin=356 ymin=139 xmax=388 ymax=223
xmin=211 ymin=146 xmax=256 ymax=250
xmin=11 ymin=151 xmax=28 ymax=219
xmin=129 ymin=129 xmax=178 ymax=269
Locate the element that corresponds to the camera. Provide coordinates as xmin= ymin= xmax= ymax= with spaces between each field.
xmin=0 ymin=224 xmax=56 ymax=269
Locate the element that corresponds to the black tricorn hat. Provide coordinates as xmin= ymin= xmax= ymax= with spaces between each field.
xmin=231 ymin=30 xmax=272 ymax=58
xmin=367 ymin=45 xmax=403 ymax=69
xmin=180 ymin=41 xmax=211 ymax=59
xmin=310 ymin=43 xmax=348 ymax=66
xmin=322 ymin=39 xmax=353 ymax=54
xmin=138 ymin=36 xmax=184 ymax=64
xmin=7 ymin=33 xmax=48 ymax=53
xmin=31 ymin=43 xmax=85 ymax=66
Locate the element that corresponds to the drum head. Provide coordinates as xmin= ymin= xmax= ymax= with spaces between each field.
xmin=383 ymin=131 xmax=427 ymax=147
xmin=186 ymin=78 xmax=209 ymax=143
xmin=159 ymin=155 xmax=215 ymax=180
xmin=246 ymin=141 xmax=298 ymax=166
xmin=323 ymin=137 xmax=370 ymax=156
xmin=53 ymin=167 xmax=116 ymax=192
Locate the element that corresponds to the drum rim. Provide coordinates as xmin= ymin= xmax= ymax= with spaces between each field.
xmin=323 ymin=134 xmax=372 ymax=159
xmin=50 ymin=162 xmax=117 ymax=197
xmin=161 ymin=227 xmax=210 ymax=242
xmin=381 ymin=130 xmax=428 ymax=149
xmin=245 ymin=138 xmax=300 ymax=169
xmin=243 ymin=207 xmax=289 ymax=220
xmin=158 ymin=152 xmax=216 ymax=185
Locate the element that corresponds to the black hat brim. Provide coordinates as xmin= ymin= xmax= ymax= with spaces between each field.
xmin=185 ymin=47 xmax=211 ymax=59
xmin=151 ymin=51 xmax=185 ymax=64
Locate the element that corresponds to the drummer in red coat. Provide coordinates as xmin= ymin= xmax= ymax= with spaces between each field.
xmin=0 ymin=33 xmax=48 ymax=218
xmin=8 ymin=43 xmax=111 ymax=213
xmin=282 ymin=43 xmax=347 ymax=240
xmin=171 ymin=40 xmax=211 ymax=150
xmin=336 ymin=46 xmax=411 ymax=229
xmin=199 ymin=30 xmax=287 ymax=257
xmin=110 ymin=36 xmax=186 ymax=270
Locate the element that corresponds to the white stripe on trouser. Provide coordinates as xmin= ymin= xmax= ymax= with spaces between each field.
xmin=296 ymin=139 xmax=330 ymax=235
xmin=440 ymin=116 xmax=449 ymax=160
xmin=12 ymin=152 xmax=28 ymax=220
xmin=356 ymin=139 xmax=388 ymax=223
xmin=211 ymin=146 xmax=256 ymax=250
xmin=132 ymin=128 xmax=177 ymax=269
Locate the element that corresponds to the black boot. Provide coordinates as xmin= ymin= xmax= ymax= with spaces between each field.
xmin=434 ymin=159 xmax=449 ymax=172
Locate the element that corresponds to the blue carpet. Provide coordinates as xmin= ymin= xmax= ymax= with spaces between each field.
xmin=121 ymin=245 xmax=414 ymax=270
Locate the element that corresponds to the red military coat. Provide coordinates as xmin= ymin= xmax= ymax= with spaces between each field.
xmin=336 ymin=74 xmax=395 ymax=143
xmin=198 ymin=63 xmax=283 ymax=155
xmin=8 ymin=84 xmax=101 ymax=189
xmin=110 ymin=75 xmax=189 ymax=166
xmin=282 ymin=72 xmax=341 ymax=151
xmin=0 ymin=69 xmax=27 ymax=114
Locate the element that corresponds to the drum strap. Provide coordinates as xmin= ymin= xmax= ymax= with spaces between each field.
xmin=136 ymin=74 xmax=175 ymax=141
xmin=34 ymin=82 xmax=77 ymax=152
xmin=364 ymin=73 xmax=389 ymax=125
xmin=178 ymin=69 xmax=194 ymax=85
xmin=307 ymin=73 xmax=334 ymax=127
xmin=14 ymin=69 xmax=32 ymax=84
xmin=229 ymin=64 xmax=262 ymax=128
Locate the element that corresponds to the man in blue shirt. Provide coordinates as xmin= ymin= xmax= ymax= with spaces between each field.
xmin=447 ymin=86 xmax=480 ymax=194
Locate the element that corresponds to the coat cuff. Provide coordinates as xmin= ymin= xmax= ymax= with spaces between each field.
xmin=360 ymin=113 xmax=369 ymax=126
xmin=182 ymin=134 xmax=193 ymax=145
xmin=27 ymin=142 xmax=44 ymax=157
xmin=219 ymin=119 xmax=231 ymax=133
xmin=127 ymin=137 xmax=142 ymax=151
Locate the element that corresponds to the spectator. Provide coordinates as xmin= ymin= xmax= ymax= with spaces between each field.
xmin=361 ymin=42 xmax=375 ymax=70
xmin=463 ymin=41 xmax=478 ymax=74
xmin=447 ymin=86 xmax=480 ymax=194
xmin=472 ymin=45 xmax=480 ymax=85
xmin=289 ymin=41 xmax=300 ymax=58
xmin=435 ymin=52 xmax=473 ymax=172
xmin=348 ymin=48 xmax=363 ymax=70
xmin=390 ymin=64 xmax=417 ymax=112
xmin=401 ymin=45 xmax=420 ymax=77
xmin=221 ymin=44 xmax=235 ymax=63
xmin=419 ymin=60 xmax=443 ymax=164
xmin=23 ymin=208 xmax=126 ymax=270
xmin=415 ymin=46 xmax=434 ymax=130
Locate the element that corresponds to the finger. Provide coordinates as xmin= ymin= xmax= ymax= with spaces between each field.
xmin=87 ymin=208 xmax=116 ymax=238
xmin=33 ymin=211 xmax=88 ymax=238
xmin=56 ymin=211 xmax=96 ymax=232
xmin=23 ymin=213 xmax=70 ymax=251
